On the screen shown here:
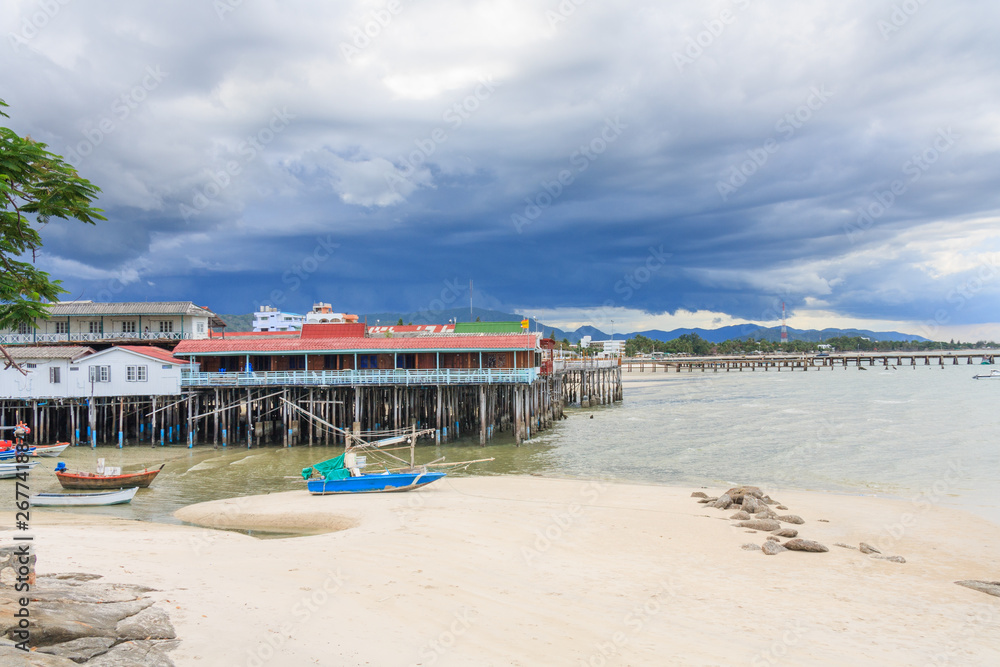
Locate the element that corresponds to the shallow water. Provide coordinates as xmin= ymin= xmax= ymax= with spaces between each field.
xmin=10 ymin=361 xmax=1000 ymax=526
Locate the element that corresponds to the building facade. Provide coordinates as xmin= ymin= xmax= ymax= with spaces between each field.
xmin=253 ymin=306 xmax=305 ymax=332
xmin=0 ymin=301 xmax=225 ymax=346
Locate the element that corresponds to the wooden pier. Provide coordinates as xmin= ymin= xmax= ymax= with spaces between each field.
xmin=624 ymin=352 xmax=998 ymax=373
xmin=1 ymin=364 xmax=621 ymax=448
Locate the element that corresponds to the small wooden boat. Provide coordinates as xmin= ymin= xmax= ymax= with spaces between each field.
xmin=54 ymin=462 xmax=164 ymax=490
xmin=30 ymin=487 xmax=139 ymax=506
xmin=306 ymin=469 xmax=446 ymax=495
xmin=32 ymin=442 xmax=70 ymax=457
xmin=0 ymin=461 xmax=38 ymax=478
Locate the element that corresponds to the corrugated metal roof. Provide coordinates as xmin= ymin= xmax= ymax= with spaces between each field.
xmin=6 ymin=346 xmax=94 ymax=360
xmin=47 ymin=301 xmax=218 ymax=318
xmin=111 ymin=346 xmax=187 ymax=365
xmin=174 ymin=334 xmax=538 ymax=356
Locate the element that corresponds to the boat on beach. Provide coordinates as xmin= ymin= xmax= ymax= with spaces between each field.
xmin=0 ymin=446 xmax=34 ymax=460
xmin=303 ymin=453 xmax=446 ymax=494
xmin=54 ymin=461 xmax=164 ymax=490
xmin=0 ymin=461 xmax=39 ymax=478
xmin=972 ymin=369 xmax=1000 ymax=379
xmin=32 ymin=442 xmax=71 ymax=457
xmin=30 ymin=487 xmax=139 ymax=506
xmin=287 ymin=398 xmax=490 ymax=496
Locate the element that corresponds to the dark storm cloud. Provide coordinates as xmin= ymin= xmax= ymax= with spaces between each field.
xmin=3 ymin=0 xmax=1000 ymax=333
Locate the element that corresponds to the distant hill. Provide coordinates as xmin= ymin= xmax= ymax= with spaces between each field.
xmin=216 ymin=313 xmax=253 ymax=331
xmin=215 ymin=308 xmax=930 ymax=343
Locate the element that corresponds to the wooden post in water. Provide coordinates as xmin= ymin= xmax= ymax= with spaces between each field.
xmin=479 ymin=385 xmax=487 ymax=446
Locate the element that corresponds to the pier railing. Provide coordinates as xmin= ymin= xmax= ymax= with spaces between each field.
xmin=553 ymin=359 xmax=619 ymax=371
xmin=180 ymin=368 xmax=540 ymax=387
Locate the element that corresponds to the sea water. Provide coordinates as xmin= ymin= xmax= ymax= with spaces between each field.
xmin=21 ymin=362 xmax=1000 ymax=526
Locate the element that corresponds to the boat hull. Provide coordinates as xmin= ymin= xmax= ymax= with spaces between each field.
xmin=307 ymin=470 xmax=445 ymax=495
xmin=30 ymin=487 xmax=139 ymax=506
xmin=33 ymin=443 xmax=70 ymax=457
xmin=0 ymin=462 xmax=38 ymax=479
xmin=0 ymin=447 xmax=35 ymax=461
xmin=55 ymin=464 xmax=164 ymax=490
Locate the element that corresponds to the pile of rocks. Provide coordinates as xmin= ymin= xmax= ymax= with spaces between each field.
xmin=0 ymin=545 xmax=179 ymax=666
xmin=692 ymin=485 xmax=904 ymax=562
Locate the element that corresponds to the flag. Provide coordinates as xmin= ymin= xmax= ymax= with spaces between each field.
xmin=521 ymin=319 xmax=529 ymax=329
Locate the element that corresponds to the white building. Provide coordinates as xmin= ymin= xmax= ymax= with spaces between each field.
xmin=598 ymin=339 xmax=626 ymax=358
xmin=305 ymin=303 xmax=359 ymax=324
xmin=0 ymin=301 xmax=225 ymax=346
xmin=73 ymin=346 xmax=189 ymax=398
xmin=253 ymin=306 xmax=305 ymax=332
xmin=0 ymin=345 xmax=187 ymax=399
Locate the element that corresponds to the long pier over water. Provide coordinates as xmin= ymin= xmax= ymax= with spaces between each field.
xmin=624 ymin=352 xmax=998 ymax=373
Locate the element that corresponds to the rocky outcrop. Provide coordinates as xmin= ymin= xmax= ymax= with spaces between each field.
xmin=783 ymin=539 xmax=829 ymax=553
xmin=762 ymin=541 xmax=788 ymax=556
xmin=955 ymin=580 xmax=1000 ymax=597
xmin=0 ymin=545 xmax=179 ymax=666
xmin=736 ymin=519 xmax=782 ymax=531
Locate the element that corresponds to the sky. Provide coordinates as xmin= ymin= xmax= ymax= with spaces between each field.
xmin=3 ymin=0 xmax=1000 ymax=340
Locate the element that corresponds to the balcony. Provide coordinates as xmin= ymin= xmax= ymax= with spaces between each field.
xmin=179 ymin=368 xmax=540 ymax=387
xmin=0 ymin=331 xmax=195 ymax=345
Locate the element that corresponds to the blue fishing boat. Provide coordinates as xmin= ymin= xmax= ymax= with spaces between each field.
xmin=289 ymin=401 xmax=491 ymax=496
xmin=303 ymin=454 xmax=446 ymax=495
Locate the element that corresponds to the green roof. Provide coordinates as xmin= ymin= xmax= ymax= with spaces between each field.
xmin=453 ymin=321 xmax=526 ymax=333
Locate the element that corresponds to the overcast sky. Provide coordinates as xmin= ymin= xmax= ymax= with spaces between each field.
xmin=4 ymin=0 xmax=1000 ymax=338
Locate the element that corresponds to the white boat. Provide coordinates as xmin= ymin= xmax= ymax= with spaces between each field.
xmin=973 ymin=369 xmax=1000 ymax=379
xmin=0 ymin=461 xmax=39 ymax=478
xmin=33 ymin=442 xmax=70 ymax=457
xmin=29 ymin=487 xmax=139 ymax=506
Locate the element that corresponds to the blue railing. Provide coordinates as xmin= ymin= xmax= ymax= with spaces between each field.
xmin=180 ymin=368 xmax=539 ymax=387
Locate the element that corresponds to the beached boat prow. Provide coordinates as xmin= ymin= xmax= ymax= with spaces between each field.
xmin=30 ymin=487 xmax=139 ymax=506
xmin=54 ymin=461 xmax=164 ymax=490
xmin=32 ymin=442 xmax=70 ymax=457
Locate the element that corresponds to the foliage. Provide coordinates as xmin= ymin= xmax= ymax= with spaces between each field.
xmin=1 ymin=99 xmax=105 ymax=330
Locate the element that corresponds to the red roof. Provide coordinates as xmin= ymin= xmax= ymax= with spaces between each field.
xmin=301 ymin=323 xmax=366 ymax=338
xmin=174 ymin=334 xmax=538 ymax=356
xmin=114 ymin=345 xmax=187 ymax=365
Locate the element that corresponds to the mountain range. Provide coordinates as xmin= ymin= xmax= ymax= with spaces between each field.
xmin=218 ymin=308 xmax=929 ymax=343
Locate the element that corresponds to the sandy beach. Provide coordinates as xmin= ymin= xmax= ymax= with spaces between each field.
xmin=14 ymin=476 xmax=1000 ymax=665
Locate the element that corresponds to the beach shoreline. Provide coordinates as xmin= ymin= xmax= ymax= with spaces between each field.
xmin=10 ymin=475 xmax=1000 ymax=665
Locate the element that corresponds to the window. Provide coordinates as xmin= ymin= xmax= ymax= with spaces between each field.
xmin=89 ymin=365 xmax=110 ymax=383
xmin=250 ymin=356 xmax=271 ymax=371
xmin=25 ymin=363 xmax=37 ymax=369
xmin=159 ymin=321 xmax=173 ymax=333
xmin=196 ymin=322 xmax=205 ymax=333
xmin=121 ymin=321 xmax=136 ymax=333
xmin=288 ymin=357 xmax=305 ymax=370
xmin=358 ymin=355 xmax=378 ymax=369
xmin=55 ymin=322 xmax=68 ymax=334
xmin=49 ymin=367 xmax=61 ymax=383
xmin=324 ymin=355 xmax=338 ymax=370
xmin=126 ymin=365 xmax=147 ymax=382
xmin=17 ymin=322 xmax=29 ymax=334
xmin=89 ymin=321 xmax=101 ymax=334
